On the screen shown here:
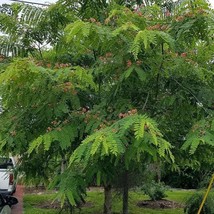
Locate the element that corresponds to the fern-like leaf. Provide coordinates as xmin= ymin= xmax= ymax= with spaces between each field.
xmin=130 ymin=30 xmax=175 ymax=59
xmin=70 ymin=114 xmax=173 ymax=167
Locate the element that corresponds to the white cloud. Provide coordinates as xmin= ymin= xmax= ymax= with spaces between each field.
xmin=0 ymin=0 xmax=56 ymax=4
xmin=1 ymin=0 xmax=214 ymax=7
xmin=209 ymin=0 xmax=214 ymax=7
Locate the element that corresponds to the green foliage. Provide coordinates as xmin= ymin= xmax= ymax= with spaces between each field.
xmin=0 ymin=58 xmax=96 ymax=156
xmin=0 ymin=4 xmax=43 ymax=56
xmin=17 ymin=152 xmax=59 ymax=186
xmin=0 ymin=2 xmax=72 ymax=57
xmin=58 ymin=0 xmax=109 ymax=21
xmin=49 ymin=168 xmax=86 ymax=207
xmin=65 ymin=7 xmax=175 ymax=63
xmin=65 ymin=20 xmax=112 ymax=57
xmin=182 ymin=117 xmax=214 ymax=154
xmin=70 ymin=114 xmax=173 ymax=174
xmin=184 ymin=192 xmax=214 ymax=214
xmin=170 ymin=0 xmax=211 ymax=47
xmin=0 ymin=57 xmax=97 ymax=205
xmin=141 ymin=181 xmax=168 ymax=201
xmin=0 ymin=0 xmax=214 ymax=210
xmin=28 ymin=124 xmax=78 ymax=153
xmin=130 ymin=30 xmax=174 ymax=59
xmin=19 ymin=4 xmax=45 ymax=25
xmin=24 ymin=189 xmax=193 ymax=214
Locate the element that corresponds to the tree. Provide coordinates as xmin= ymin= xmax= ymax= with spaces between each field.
xmin=0 ymin=0 xmax=214 ymax=213
xmin=0 ymin=58 xmax=97 ymax=212
xmin=0 ymin=2 xmax=73 ymax=57
xmin=48 ymin=0 xmax=214 ymax=211
xmin=70 ymin=114 xmax=173 ymax=214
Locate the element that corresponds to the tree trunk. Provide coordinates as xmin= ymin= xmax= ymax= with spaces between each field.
xmin=104 ymin=184 xmax=112 ymax=214
xmin=61 ymin=157 xmax=66 ymax=174
xmin=157 ymin=163 xmax=161 ymax=183
xmin=123 ymin=170 xmax=129 ymax=214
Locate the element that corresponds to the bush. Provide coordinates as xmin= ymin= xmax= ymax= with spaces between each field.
xmin=184 ymin=192 xmax=214 ymax=214
xmin=141 ymin=181 xmax=167 ymax=201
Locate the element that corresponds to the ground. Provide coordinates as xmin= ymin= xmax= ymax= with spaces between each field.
xmin=23 ymin=187 xmax=195 ymax=214
xmin=12 ymin=185 xmax=23 ymax=214
xmin=137 ymin=199 xmax=183 ymax=209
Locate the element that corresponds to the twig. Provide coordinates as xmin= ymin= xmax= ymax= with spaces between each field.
xmin=10 ymin=0 xmax=50 ymax=6
xmin=172 ymin=78 xmax=208 ymax=113
xmin=142 ymin=93 xmax=149 ymax=111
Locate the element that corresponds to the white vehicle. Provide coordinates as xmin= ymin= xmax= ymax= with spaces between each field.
xmin=0 ymin=157 xmax=16 ymax=196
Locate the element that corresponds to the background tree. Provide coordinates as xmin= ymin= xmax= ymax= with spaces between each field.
xmin=0 ymin=2 xmax=73 ymax=58
xmin=69 ymin=114 xmax=173 ymax=214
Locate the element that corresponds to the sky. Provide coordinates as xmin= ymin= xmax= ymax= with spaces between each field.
xmin=0 ymin=0 xmax=214 ymax=6
xmin=0 ymin=0 xmax=57 ymax=4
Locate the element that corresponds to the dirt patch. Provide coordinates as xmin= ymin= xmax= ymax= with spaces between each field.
xmin=24 ymin=186 xmax=46 ymax=194
xmin=38 ymin=200 xmax=61 ymax=209
xmin=25 ymin=186 xmax=103 ymax=194
xmin=24 ymin=186 xmax=56 ymax=195
xmin=82 ymin=202 xmax=94 ymax=208
xmin=36 ymin=201 xmax=93 ymax=210
xmin=87 ymin=187 xmax=104 ymax=192
xmin=137 ymin=199 xmax=184 ymax=209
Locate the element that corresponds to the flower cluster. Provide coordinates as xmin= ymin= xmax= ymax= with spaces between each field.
xmin=118 ymin=109 xmax=138 ymax=119
xmin=99 ymin=52 xmax=113 ymax=64
xmin=35 ymin=60 xmax=71 ymax=69
xmin=46 ymin=119 xmax=69 ymax=132
xmin=147 ymin=24 xmax=168 ymax=31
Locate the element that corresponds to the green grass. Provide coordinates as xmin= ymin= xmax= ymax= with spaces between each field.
xmin=24 ymin=189 xmax=195 ymax=214
xmin=24 ymin=194 xmax=59 ymax=214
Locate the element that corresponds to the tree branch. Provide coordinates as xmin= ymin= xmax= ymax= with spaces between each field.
xmin=172 ymin=78 xmax=208 ymax=113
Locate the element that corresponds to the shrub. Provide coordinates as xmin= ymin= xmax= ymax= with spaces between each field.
xmin=184 ymin=192 xmax=214 ymax=214
xmin=141 ymin=180 xmax=167 ymax=201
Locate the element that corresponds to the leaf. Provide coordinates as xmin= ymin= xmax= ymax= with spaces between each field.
xmin=211 ymin=120 xmax=214 ymax=131
xmin=130 ymin=30 xmax=174 ymax=59
xmin=70 ymin=114 xmax=171 ymax=168
xmin=112 ymin=22 xmax=139 ymax=37
xmin=134 ymin=118 xmax=146 ymax=140
xmin=182 ymin=118 xmax=214 ymax=154
xmin=123 ymin=66 xmax=134 ymax=79
xmin=44 ymin=134 xmax=52 ymax=151
xmin=90 ymin=136 xmax=102 ymax=155
xmin=155 ymin=31 xmax=175 ymax=49
xmin=130 ymin=30 xmax=157 ymax=59
xmin=60 ymin=193 xmax=66 ymax=208
xmin=102 ymin=139 xmax=109 ymax=155
xmin=67 ymin=192 xmax=75 ymax=206
xmin=135 ymin=66 xmax=147 ymax=82
xmin=158 ymin=138 xmax=174 ymax=162
xmin=28 ymin=136 xmax=43 ymax=154
xmin=189 ymin=138 xmax=201 ymax=155
xmin=0 ymin=139 xmax=7 ymax=150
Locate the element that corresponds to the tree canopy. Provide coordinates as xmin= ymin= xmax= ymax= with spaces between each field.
xmin=0 ymin=0 xmax=214 ymax=213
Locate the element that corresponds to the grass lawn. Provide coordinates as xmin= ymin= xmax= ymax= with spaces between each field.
xmin=24 ymin=189 xmax=195 ymax=214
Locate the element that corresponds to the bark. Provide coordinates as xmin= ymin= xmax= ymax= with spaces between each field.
xmin=123 ymin=170 xmax=129 ymax=214
xmin=104 ymin=184 xmax=112 ymax=214
xmin=157 ymin=163 xmax=161 ymax=183
xmin=61 ymin=158 xmax=66 ymax=174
